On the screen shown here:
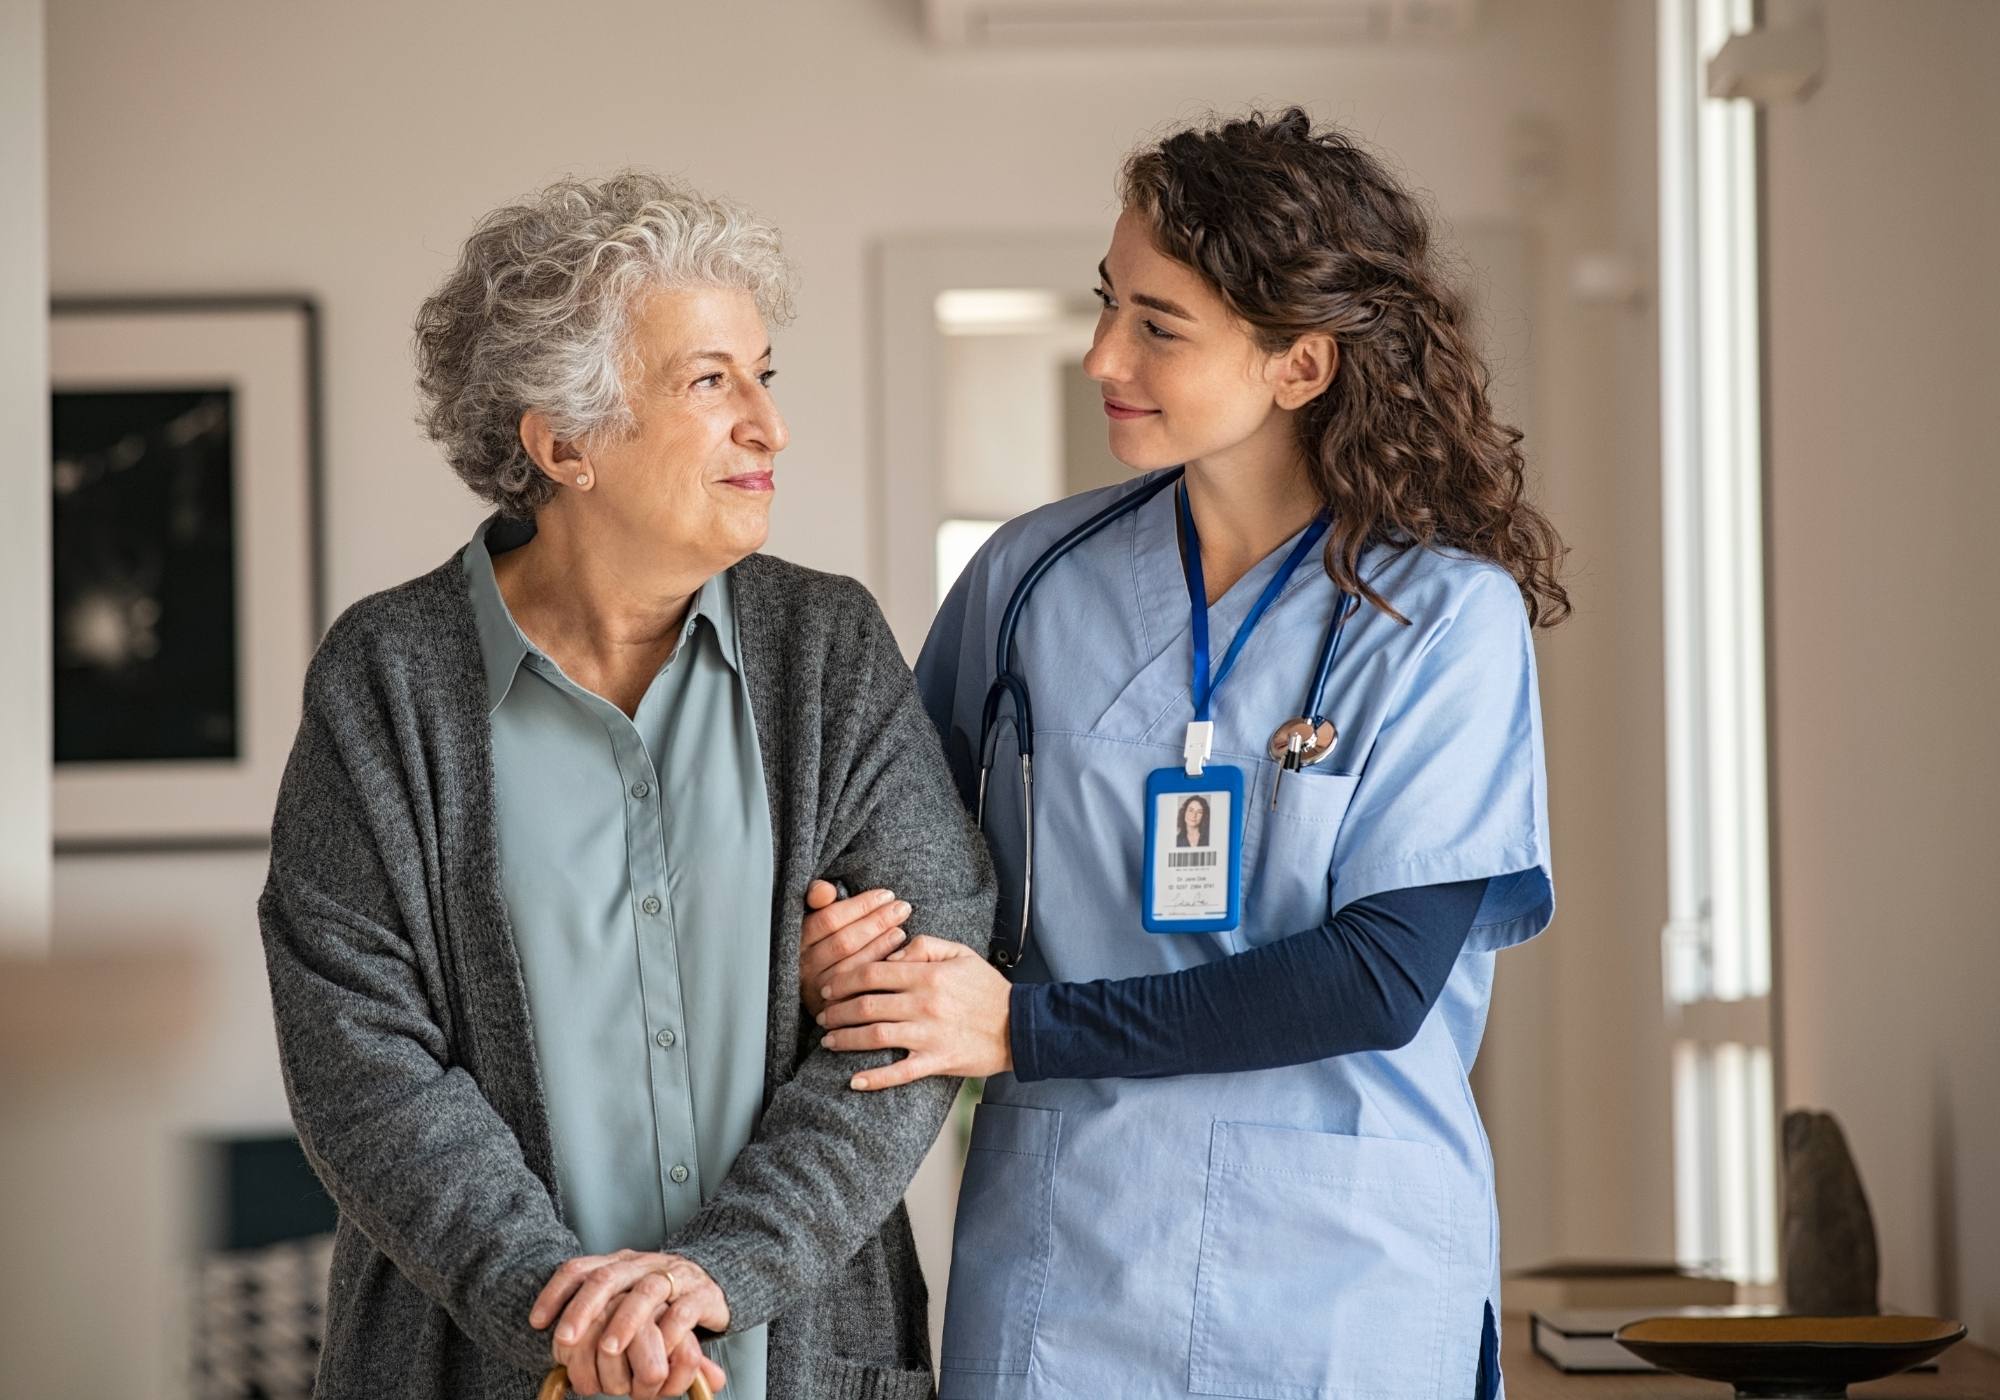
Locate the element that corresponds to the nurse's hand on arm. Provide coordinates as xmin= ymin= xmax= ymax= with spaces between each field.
xmin=816 ymin=934 xmax=1015 ymax=1088
xmin=529 ymin=1250 xmax=729 ymax=1399
xmin=799 ymin=881 xmax=912 ymax=1018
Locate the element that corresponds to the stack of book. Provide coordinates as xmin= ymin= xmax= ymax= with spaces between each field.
xmin=1531 ymin=1306 xmax=1784 ymax=1373
xmin=1508 ymin=1260 xmax=1743 ymax=1374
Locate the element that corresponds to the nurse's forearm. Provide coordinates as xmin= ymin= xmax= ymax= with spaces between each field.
xmin=1008 ymin=877 xmax=1487 ymax=1082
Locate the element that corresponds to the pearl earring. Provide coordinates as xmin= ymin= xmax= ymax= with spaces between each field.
xmin=574 ymin=472 xmax=591 ymax=488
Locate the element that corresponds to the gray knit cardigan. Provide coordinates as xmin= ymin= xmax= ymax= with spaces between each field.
xmin=256 ymin=544 xmax=995 ymax=1400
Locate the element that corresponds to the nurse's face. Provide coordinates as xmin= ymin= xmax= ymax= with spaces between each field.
xmin=1082 ymin=209 xmax=1300 ymax=474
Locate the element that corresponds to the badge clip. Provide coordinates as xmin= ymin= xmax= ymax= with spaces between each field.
xmin=1183 ymin=720 xmax=1214 ymax=776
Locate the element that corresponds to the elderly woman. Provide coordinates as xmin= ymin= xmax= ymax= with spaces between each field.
xmin=257 ymin=172 xmax=992 ymax=1400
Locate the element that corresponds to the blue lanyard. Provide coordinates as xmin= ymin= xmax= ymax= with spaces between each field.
xmin=1177 ymin=482 xmax=1331 ymax=723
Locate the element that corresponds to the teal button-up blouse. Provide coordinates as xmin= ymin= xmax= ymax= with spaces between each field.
xmin=464 ymin=513 xmax=772 ymax=1399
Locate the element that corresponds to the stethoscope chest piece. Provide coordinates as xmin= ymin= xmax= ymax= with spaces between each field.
xmin=1267 ymin=717 xmax=1337 ymax=769
xmin=1266 ymin=716 xmax=1337 ymax=809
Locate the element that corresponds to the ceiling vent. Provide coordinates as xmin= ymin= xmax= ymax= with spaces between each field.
xmin=922 ymin=0 xmax=1479 ymax=47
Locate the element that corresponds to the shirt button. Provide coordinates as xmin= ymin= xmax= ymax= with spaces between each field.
xmin=631 ymin=781 xmax=651 ymax=800
xmin=655 ymin=1028 xmax=676 ymax=1049
xmin=641 ymin=895 xmax=662 ymax=915
xmin=669 ymin=1164 xmax=690 ymax=1185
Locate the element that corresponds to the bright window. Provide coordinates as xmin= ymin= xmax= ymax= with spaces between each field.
xmin=935 ymin=518 xmax=1004 ymax=611
xmin=1657 ymin=0 xmax=1778 ymax=1285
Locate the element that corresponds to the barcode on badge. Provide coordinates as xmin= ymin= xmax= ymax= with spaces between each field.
xmin=1167 ymin=850 xmax=1218 ymax=869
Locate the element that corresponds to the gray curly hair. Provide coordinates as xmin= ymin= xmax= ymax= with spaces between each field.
xmin=414 ymin=170 xmax=797 ymax=517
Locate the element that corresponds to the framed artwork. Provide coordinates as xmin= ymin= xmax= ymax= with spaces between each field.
xmin=50 ymin=297 xmax=323 ymax=853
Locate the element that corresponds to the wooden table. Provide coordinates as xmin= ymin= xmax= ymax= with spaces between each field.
xmin=1501 ymin=1311 xmax=2000 ymax=1399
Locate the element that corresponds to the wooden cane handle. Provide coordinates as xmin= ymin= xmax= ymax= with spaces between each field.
xmin=540 ymin=1365 xmax=714 ymax=1400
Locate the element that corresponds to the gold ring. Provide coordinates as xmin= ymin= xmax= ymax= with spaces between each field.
xmin=661 ymin=1267 xmax=678 ymax=1304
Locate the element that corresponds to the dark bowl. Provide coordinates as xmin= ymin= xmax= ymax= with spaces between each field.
xmin=1613 ymin=1314 xmax=1966 ymax=1398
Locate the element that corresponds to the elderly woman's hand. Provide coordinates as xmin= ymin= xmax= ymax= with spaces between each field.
xmin=532 ymin=1250 xmax=730 ymax=1398
xmin=560 ymin=1319 xmax=723 ymax=1400
xmin=799 ymin=881 xmax=911 ymax=1018
xmin=815 ymin=935 xmax=1013 ymax=1089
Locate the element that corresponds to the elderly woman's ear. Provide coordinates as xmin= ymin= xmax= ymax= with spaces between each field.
xmin=518 ymin=412 xmax=592 ymax=490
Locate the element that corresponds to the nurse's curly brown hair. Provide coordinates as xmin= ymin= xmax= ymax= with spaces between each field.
xmin=1121 ymin=108 xmax=1571 ymax=627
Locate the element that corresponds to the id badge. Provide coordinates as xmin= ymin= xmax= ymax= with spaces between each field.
xmin=1142 ymin=764 xmax=1243 ymax=933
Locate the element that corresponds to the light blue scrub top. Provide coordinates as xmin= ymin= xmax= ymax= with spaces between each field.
xmin=464 ymin=514 xmax=771 ymax=1400
xmin=915 ymin=472 xmax=1554 ymax=1400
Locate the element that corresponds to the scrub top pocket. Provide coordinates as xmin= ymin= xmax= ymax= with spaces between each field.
xmin=1188 ymin=1120 xmax=1450 ymax=1399
xmin=939 ymin=1102 xmax=1062 ymax=1381
xmin=1242 ymin=769 xmax=1359 ymax=946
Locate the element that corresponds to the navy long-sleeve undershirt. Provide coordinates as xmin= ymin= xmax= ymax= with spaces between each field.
xmin=1008 ymin=877 xmax=1489 ymax=1082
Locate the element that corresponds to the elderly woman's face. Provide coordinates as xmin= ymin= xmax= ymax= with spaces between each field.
xmin=591 ymin=284 xmax=787 ymax=567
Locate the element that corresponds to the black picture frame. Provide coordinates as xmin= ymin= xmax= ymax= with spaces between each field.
xmin=50 ymin=295 xmax=325 ymax=855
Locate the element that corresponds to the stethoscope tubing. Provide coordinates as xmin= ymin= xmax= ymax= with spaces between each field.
xmin=988 ymin=466 xmax=1187 ymax=752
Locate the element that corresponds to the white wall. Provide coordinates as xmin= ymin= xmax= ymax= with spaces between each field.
xmin=1479 ymin=0 xmax=1675 ymax=1277
xmin=1762 ymin=0 xmax=2000 ymax=1344
xmin=0 ymin=852 xmax=281 ymax=1400
xmin=0 ymin=0 xmax=51 ymax=952
xmin=14 ymin=1 xmax=1673 ymax=1392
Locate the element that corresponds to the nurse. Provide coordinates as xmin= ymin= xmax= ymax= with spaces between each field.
xmin=807 ymin=108 xmax=1568 ymax=1399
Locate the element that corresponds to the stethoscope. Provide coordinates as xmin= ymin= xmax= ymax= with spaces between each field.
xmin=976 ymin=466 xmax=1358 ymax=968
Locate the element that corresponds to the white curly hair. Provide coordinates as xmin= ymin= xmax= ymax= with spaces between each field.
xmin=414 ymin=170 xmax=796 ymax=516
